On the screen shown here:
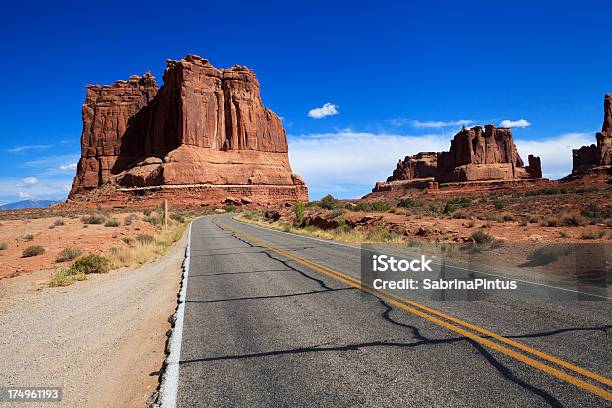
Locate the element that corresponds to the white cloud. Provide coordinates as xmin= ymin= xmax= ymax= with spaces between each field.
xmin=0 ymin=177 xmax=71 ymax=203
xmin=288 ymin=130 xmax=594 ymax=199
xmin=288 ymin=131 xmax=449 ymax=198
xmin=18 ymin=191 xmax=31 ymax=199
xmin=307 ymin=103 xmax=339 ymax=119
xmin=515 ymin=132 xmax=593 ymax=179
xmin=59 ymin=163 xmax=78 ymax=171
xmin=16 ymin=176 xmax=39 ymax=188
xmin=6 ymin=145 xmax=52 ymax=154
xmin=411 ymin=119 xmax=474 ymax=129
xmin=499 ymin=119 xmax=531 ymax=128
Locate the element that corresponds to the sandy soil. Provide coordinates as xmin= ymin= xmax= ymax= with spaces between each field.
xmin=0 ymin=228 xmax=186 ymax=407
xmin=0 ymin=213 xmax=157 ymax=279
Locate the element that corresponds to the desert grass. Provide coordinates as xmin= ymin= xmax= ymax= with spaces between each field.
xmin=107 ymin=218 xmax=188 ymax=269
xmin=22 ymin=245 xmax=45 ymax=257
xmin=235 ymin=213 xmax=403 ymax=244
xmin=55 ymin=247 xmax=83 ymax=262
xmin=48 ymin=215 xmax=189 ymax=288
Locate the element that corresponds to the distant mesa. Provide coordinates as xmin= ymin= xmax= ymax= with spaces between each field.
xmin=373 ymin=125 xmax=542 ymax=193
xmin=569 ymin=94 xmax=612 ymax=177
xmin=0 ymin=199 xmax=60 ymax=211
xmin=68 ymin=54 xmax=307 ymax=207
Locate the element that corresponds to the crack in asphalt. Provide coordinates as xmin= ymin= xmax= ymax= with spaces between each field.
xmin=189 ymin=269 xmax=291 ymax=277
xmin=379 ymin=300 xmax=565 ymax=407
xmin=184 ymin=287 xmax=356 ymax=304
xmin=228 ymin=229 xmax=337 ymax=291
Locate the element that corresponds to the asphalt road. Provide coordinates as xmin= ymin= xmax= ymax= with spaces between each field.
xmin=175 ymin=215 xmax=611 ymax=407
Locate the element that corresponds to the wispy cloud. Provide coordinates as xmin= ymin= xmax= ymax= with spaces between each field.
xmin=288 ymin=130 xmax=449 ymax=198
xmin=499 ymin=119 xmax=531 ymax=128
xmin=411 ymin=119 xmax=474 ymax=128
xmin=308 ymin=103 xmax=339 ymax=119
xmin=7 ymin=145 xmax=52 ymax=154
xmin=288 ymin=130 xmax=593 ymax=199
xmin=0 ymin=177 xmax=71 ymax=203
xmin=16 ymin=176 xmax=39 ymax=188
xmin=59 ymin=163 xmax=78 ymax=171
xmin=515 ymin=132 xmax=592 ymax=179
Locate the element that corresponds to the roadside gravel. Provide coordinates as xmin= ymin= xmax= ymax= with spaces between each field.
xmin=0 ymin=229 xmax=187 ymax=407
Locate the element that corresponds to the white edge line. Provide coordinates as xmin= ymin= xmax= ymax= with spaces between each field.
xmin=158 ymin=221 xmax=192 ymax=407
xmin=232 ymin=217 xmax=611 ymax=300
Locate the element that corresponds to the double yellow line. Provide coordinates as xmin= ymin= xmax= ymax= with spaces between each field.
xmin=215 ymin=218 xmax=612 ymax=401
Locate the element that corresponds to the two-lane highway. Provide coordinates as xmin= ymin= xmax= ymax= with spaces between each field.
xmin=173 ymin=215 xmax=611 ymax=407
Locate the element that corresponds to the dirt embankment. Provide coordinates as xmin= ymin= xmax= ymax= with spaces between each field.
xmin=0 ymin=226 xmax=187 ymax=407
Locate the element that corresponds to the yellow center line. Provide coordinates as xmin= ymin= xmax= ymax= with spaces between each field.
xmin=215 ymin=218 xmax=612 ymax=401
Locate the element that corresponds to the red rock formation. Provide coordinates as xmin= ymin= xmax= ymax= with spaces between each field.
xmin=69 ymin=55 xmax=307 ymax=204
xmin=380 ymin=125 xmax=541 ymax=190
xmin=70 ymin=73 xmax=158 ymax=194
xmin=572 ymin=94 xmax=612 ymax=174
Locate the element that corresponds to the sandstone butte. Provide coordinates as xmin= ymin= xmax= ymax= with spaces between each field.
xmin=570 ymin=94 xmax=612 ymax=176
xmin=67 ymin=54 xmax=307 ymax=208
xmin=373 ymin=124 xmax=543 ymax=193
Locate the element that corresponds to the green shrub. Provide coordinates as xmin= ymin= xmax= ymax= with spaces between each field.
xmin=330 ymin=208 xmax=347 ymax=218
xmin=23 ymin=245 xmax=45 ymax=257
xmin=471 ymin=230 xmax=495 ymax=245
xmin=371 ymin=201 xmax=391 ymax=212
xmin=294 ymin=202 xmax=305 ymax=225
xmin=0 ymin=242 xmax=7 ymax=250
xmin=398 ymin=198 xmax=417 ymax=208
xmin=501 ymin=213 xmax=515 ymax=222
xmin=136 ymin=234 xmax=155 ymax=244
xmin=560 ymin=214 xmax=586 ymax=227
xmin=452 ymin=210 xmax=469 ymax=219
xmin=320 ymin=194 xmax=337 ymax=210
xmin=123 ymin=214 xmax=136 ymax=226
xmin=144 ymin=216 xmax=162 ymax=225
xmin=493 ymin=199 xmax=504 ymax=210
xmin=23 ymin=234 xmax=34 ymax=241
xmin=170 ymin=213 xmax=186 ymax=223
xmin=104 ymin=218 xmax=120 ymax=227
xmin=80 ymin=214 xmax=106 ymax=224
xmin=71 ymin=254 xmax=110 ymax=274
xmin=55 ymin=247 xmax=83 ymax=263
xmin=580 ymin=229 xmax=605 ymax=240
xmin=49 ymin=269 xmax=73 ymax=287
xmin=53 ymin=219 xmax=65 ymax=226
xmin=143 ymin=209 xmax=152 ymax=216
xmin=224 ymin=205 xmax=236 ymax=213
xmin=581 ymin=203 xmax=612 ymax=222
xmin=444 ymin=197 xmax=472 ymax=213
xmin=542 ymin=216 xmax=560 ymax=227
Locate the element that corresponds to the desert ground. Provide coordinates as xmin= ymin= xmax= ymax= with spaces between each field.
xmin=0 ymin=206 xmax=193 ymax=407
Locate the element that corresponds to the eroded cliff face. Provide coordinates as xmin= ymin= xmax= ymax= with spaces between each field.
xmin=70 ymin=73 xmax=158 ymax=193
xmin=384 ymin=125 xmax=541 ymax=186
xmin=69 ymin=55 xmax=307 ymax=203
xmin=572 ymin=94 xmax=612 ymax=174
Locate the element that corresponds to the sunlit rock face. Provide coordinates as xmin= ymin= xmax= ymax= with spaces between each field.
xmin=69 ymin=55 xmax=307 ymax=204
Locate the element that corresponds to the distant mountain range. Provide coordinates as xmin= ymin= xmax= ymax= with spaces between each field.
xmin=0 ymin=199 xmax=61 ymax=210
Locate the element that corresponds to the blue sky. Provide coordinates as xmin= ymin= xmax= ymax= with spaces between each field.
xmin=1 ymin=1 xmax=611 ymax=202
